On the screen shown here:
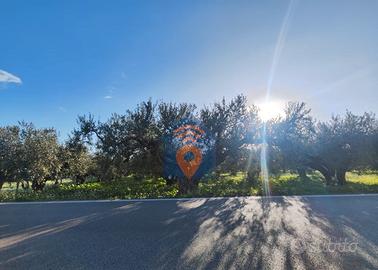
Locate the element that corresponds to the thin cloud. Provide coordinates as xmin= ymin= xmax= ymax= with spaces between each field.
xmin=104 ymin=95 xmax=112 ymax=99
xmin=0 ymin=69 xmax=22 ymax=84
xmin=58 ymin=106 xmax=67 ymax=112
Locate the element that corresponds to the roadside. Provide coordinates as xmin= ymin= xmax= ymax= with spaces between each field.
xmin=1 ymin=172 xmax=377 ymax=202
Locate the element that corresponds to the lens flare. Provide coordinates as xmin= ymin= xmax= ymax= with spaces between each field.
xmin=258 ymin=101 xmax=284 ymax=122
xmin=260 ymin=0 xmax=296 ymax=197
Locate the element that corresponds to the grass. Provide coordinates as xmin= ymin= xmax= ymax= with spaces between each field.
xmin=194 ymin=172 xmax=260 ymax=197
xmin=0 ymin=171 xmax=377 ymax=202
xmin=270 ymin=172 xmax=378 ymax=195
xmin=0 ymin=176 xmax=178 ymax=202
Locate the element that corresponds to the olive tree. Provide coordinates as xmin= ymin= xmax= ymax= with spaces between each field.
xmin=313 ymin=112 xmax=377 ymax=185
xmin=0 ymin=126 xmax=22 ymax=189
xmin=200 ymin=95 xmax=259 ymax=175
xmin=20 ymin=123 xmax=60 ymax=191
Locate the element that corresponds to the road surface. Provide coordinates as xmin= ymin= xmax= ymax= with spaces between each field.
xmin=1 ymin=195 xmax=378 ymax=270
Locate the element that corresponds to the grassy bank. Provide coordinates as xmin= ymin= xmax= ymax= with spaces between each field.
xmin=1 ymin=172 xmax=377 ymax=202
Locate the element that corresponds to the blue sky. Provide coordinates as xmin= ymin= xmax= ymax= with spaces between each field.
xmin=1 ymin=0 xmax=377 ymax=139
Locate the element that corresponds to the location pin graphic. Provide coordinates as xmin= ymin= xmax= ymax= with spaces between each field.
xmin=176 ymin=144 xmax=203 ymax=180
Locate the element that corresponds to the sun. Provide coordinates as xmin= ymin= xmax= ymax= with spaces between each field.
xmin=258 ymin=101 xmax=284 ymax=121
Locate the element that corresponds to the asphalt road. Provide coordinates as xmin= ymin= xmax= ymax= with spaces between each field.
xmin=0 ymin=195 xmax=377 ymax=270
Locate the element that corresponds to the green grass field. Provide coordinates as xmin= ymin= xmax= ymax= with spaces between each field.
xmin=1 ymin=172 xmax=377 ymax=202
xmin=270 ymin=172 xmax=378 ymax=195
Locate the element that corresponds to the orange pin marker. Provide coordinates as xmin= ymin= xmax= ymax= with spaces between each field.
xmin=176 ymin=144 xmax=203 ymax=180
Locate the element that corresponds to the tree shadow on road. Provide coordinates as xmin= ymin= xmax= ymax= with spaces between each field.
xmin=156 ymin=196 xmax=378 ymax=270
xmin=0 ymin=196 xmax=377 ymax=270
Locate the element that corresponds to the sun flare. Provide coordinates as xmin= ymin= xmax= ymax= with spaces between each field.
xmin=258 ymin=101 xmax=284 ymax=121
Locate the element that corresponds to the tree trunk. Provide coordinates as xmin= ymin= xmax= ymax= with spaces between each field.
xmin=308 ymin=160 xmax=334 ymax=185
xmin=247 ymin=170 xmax=259 ymax=187
xmin=297 ymin=167 xmax=307 ymax=179
xmin=0 ymin=173 xmax=5 ymax=190
xmin=320 ymin=167 xmax=334 ymax=185
xmin=164 ymin=176 xmax=177 ymax=186
xmin=178 ymin=179 xmax=198 ymax=194
xmin=75 ymin=174 xmax=86 ymax=185
xmin=178 ymin=181 xmax=188 ymax=195
xmin=31 ymin=181 xmax=46 ymax=191
xmin=22 ymin=181 xmax=30 ymax=190
xmin=336 ymin=169 xmax=347 ymax=185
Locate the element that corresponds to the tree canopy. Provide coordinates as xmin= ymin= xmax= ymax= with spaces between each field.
xmin=0 ymin=95 xmax=377 ymax=193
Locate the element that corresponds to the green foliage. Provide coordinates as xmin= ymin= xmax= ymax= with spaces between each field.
xmin=267 ymin=103 xmax=378 ymax=186
xmin=0 ymin=126 xmax=22 ymax=188
xmin=59 ymin=135 xmax=94 ymax=184
xmin=22 ymin=123 xmax=60 ymax=190
xmin=1 ymin=172 xmax=377 ymax=202
xmin=200 ymin=95 xmax=259 ymax=173
xmin=0 ymin=177 xmax=178 ymax=201
xmin=1 ymin=96 xmax=377 ymax=195
xmin=76 ymin=100 xmax=197 ymax=182
xmin=194 ymin=172 xmax=261 ymax=197
xmin=270 ymin=172 xmax=378 ymax=195
xmin=0 ymin=123 xmax=61 ymax=191
xmin=313 ymin=112 xmax=377 ymax=185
